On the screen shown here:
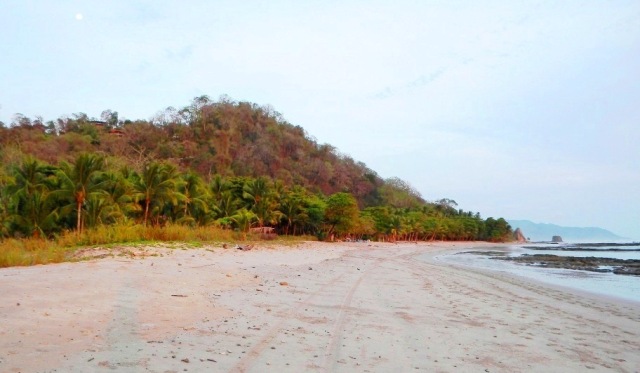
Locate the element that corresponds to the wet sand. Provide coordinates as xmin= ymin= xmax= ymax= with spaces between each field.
xmin=1 ymin=241 xmax=639 ymax=372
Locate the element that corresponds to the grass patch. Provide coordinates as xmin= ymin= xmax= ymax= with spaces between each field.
xmin=0 ymin=223 xmax=313 ymax=268
xmin=0 ymin=238 xmax=69 ymax=267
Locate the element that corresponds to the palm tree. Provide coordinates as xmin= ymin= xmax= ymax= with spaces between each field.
xmin=279 ymin=193 xmax=306 ymax=235
xmin=209 ymin=174 xmax=228 ymax=201
xmin=133 ymin=162 xmax=185 ymax=226
xmin=12 ymin=189 xmax=58 ymax=238
xmin=178 ymin=171 xmax=209 ymax=225
xmin=213 ymin=190 xmax=238 ymax=224
xmin=54 ymin=154 xmax=107 ymax=234
xmin=242 ymin=177 xmax=269 ymax=208
xmin=11 ymin=157 xmax=56 ymax=197
xmin=10 ymin=157 xmax=58 ymax=237
xmin=242 ymin=177 xmax=280 ymax=227
xmin=96 ymin=170 xmax=139 ymax=224
xmin=0 ymin=171 xmax=14 ymax=238
xmin=83 ymin=194 xmax=118 ymax=228
xmin=230 ymin=208 xmax=257 ymax=240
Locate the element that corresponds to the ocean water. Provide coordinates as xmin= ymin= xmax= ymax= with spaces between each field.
xmin=435 ymin=242 xmax=640 ymax=304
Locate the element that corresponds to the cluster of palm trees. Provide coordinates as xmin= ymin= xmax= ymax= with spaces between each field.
xmin=0 ymin=153 xmax=325 ymax=239
xmin=360 ymin=206 xmax=512 ymax=242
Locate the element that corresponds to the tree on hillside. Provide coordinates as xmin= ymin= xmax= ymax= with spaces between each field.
xmin=379 ymin=177 xmax=424 ymax=209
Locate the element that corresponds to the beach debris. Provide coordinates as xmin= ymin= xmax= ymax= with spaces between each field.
xmin=207 ymin=358 xmax=217 ymax=362
xmin=235 ymin=244 xmax=254 ymax=251
xmin=181 ymin=358 xmax=190 ymax=363
xmin=222 ymin=243 xmax=228 ymax=249
xmin=279 ymin=281 xmax=289 ymax=286
xmin=171 ymin=294 xmax=188 ymax=297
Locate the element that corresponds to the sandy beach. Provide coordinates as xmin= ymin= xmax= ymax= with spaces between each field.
xmin=1 ymin=241 xmax=638 ymax=373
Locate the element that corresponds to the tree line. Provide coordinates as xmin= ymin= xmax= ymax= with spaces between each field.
xmin=0 ymin=153 xmax=513 ymax=242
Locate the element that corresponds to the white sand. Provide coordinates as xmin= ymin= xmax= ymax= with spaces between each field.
xmin=1 ymin=241 xmax=638 ymax=372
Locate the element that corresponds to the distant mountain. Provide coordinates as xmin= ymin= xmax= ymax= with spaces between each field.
xmin=507 ymin=220 xmax=625 ymax=242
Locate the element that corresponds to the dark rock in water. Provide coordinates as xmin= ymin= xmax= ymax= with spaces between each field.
xmin=494 ymin=254 xmax=640 ymax=276
xmin=552 ymin=235 xmax=563 ymax=243
xmin=514 ymin=228 xmax=527 ymax=242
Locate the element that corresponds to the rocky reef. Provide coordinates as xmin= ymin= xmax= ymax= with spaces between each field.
xmin=494 ymin=254 xmax=640 ymax=276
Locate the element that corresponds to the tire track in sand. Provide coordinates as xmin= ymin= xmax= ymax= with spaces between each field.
xmin=321 ymin=249 xmax=422 ymax=372
xmin=230 ymin=248 xmax=418 ymax=372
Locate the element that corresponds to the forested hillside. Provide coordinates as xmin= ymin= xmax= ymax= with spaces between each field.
xmin=0 ymin=96 xmax=513 ymax=242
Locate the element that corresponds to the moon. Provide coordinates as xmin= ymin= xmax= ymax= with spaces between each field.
xmin=75 ymin=13 xmax=83 ymax=21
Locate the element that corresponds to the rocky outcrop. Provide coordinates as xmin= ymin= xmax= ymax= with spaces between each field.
xmin=514 ymin=228 xmax=527 ymax=242
xmin=552 ymin=235 xmax=563 ymax=243
xmin=495 ymin=254 xmax=640 ymax=276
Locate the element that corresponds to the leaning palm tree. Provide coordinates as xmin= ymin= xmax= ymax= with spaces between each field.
xmin=53 ymin=154 xmax=107 ymax=234
xmin=133 ymin=162 xmax=185 ymax=226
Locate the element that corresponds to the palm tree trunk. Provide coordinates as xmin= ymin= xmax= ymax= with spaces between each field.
xmin=144 ymin=199 xmax=150 ymax=226
xmin=76 ymin=200 xmax=82 ymax=235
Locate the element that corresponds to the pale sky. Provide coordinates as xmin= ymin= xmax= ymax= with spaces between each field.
xmin=1 ymin=1 xmax=639 ymax=238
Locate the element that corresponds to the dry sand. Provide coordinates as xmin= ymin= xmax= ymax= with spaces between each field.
xmin=1 ymin=241 xmax=638 ymax=373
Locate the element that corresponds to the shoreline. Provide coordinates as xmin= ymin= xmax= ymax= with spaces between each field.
xmin=440 ymin=243 xmax=640 ymax=307
xmin=1 ymin=241 xmax=638 ymax=372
